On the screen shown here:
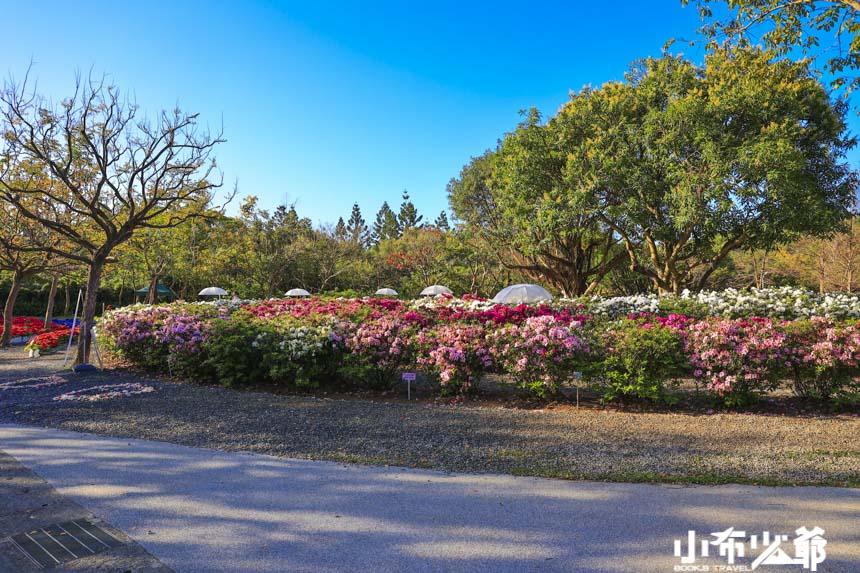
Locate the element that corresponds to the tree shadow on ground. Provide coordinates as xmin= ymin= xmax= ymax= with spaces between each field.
xmin=1 ymin=427 xmax=858 ymax=573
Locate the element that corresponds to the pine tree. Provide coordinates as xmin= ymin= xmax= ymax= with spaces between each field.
xmin=346 ymin=203 xmax=369 ymax=246
xmin=398 ymin=190 xmax=423 ymax=231
xmin=434 ymin=210 xmax=450 ymax=231
xmin=334 ymin=217 xmax=348 ymax=241
xmin=372 ymin=201 xmax=401 ymax=243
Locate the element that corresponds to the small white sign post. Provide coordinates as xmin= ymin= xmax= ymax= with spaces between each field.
xmin=573 ymin=371 xmax=582 ymax=408
xmin=401 ymin=372 xmax=416 ymax=400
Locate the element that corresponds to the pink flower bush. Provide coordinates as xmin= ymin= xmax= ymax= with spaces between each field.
xmin=340 ymin=316 xmax=416 ymax=386
xmin=784 ymin=318 xmax=860 ymax=398
xmin=491 ymin=315 xmax=590 ymax=396
xmin=416 ymin=324 xmax=492 ymax=392
xmin=245 ymin=297 xmax=407 ymax=323
xmin=686 ymin=318 xmax=791 ymax=402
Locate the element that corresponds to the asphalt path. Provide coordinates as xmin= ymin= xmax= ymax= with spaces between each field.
xmin=1 ymin=424 xmax=857 ymax=573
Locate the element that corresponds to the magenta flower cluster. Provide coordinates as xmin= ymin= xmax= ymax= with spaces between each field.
xmin=686 ymin=318 xmax=791 ymax=395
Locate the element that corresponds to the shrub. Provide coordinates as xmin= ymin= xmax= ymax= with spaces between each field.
xmin=416 ymin=324 xmax=493 ymax=394
xmin=100 ymin=294 xmax=860 ymax=406
xmin=784 ymin=318 xmax=860 ymax=401
xmin=154 ymin=311 xmax=213 ymax=378
xmin=656 ymin=297 xmax=711 ymax=320
xmin=339 ymin=316 xmax=415 ymax=388
xmin=594 ymin=318 xmax=688 ymax=404
xmin=686 ymin=318 xmax=790 ymax=407
xmin=203 ymin=312 xmax=274 ymax=386
xmin=264 ymin=317 xmax=342 ymax=388
xmin=99 ymin=305 xmax=175 ymax=371
xmin=490 ymin=315 xmax=590 ymax=397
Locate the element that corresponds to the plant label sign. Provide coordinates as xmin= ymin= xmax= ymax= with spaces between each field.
xmin=402 ymin=372 xmax=416 ymax=400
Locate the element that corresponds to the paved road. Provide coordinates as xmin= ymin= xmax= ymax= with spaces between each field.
xmin=1 ymin=424 xmax=857 ymax=573
xmin=0 ymin=450 xmax=172 ymax=572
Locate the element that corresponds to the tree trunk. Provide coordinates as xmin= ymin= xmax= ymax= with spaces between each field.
xmin=43 ymin=273 xmax=60 ymax=329
xmin=0 ymin=271 xmax=24 ymax=347
xmin=146 ymin=274 xmax=159 ymax=304
xmin=76 ymin=259 xmax=105 ymax=364
xmin=63 ymin=282 xmax=71 ymax=315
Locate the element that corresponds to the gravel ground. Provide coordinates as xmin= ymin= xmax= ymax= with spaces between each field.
xmin=1 ymin=347 xmax=858 ymax=487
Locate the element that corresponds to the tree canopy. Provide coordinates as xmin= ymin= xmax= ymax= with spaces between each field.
xmin=451 ymin=47 xmax=858 ymax=294
xmin=684 ymin=0 xmax=860 ymax=98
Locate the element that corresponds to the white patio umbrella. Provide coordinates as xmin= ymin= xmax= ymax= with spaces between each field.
xmin=285 ymin=288 xmax=311 ymax=297
xmin=492 ymin=284 xmax=553 ymax=304
xmin=198 ymin=287 xmax=228 ymax=297
xmin=374 ymin=288 xmax=399 ymax=296
xmin=420 ymin=285 xmax=453 ymax=297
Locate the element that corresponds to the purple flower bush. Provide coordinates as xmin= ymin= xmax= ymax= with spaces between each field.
xmin=340 ymin=316 xmax=416 ymax=387
xmin=100 ymin=304 xmax=218 ymax=376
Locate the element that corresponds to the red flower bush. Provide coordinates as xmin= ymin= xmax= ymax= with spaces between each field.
xmin=1 ymin=317 xmax=64 ymax=339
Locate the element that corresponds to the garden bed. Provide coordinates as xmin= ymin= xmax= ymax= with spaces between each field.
xmin=97 ymin=293 xmax=860 ymax=408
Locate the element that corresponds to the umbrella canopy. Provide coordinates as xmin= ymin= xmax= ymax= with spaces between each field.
xmin=198 ymin=287 xmax=228 ymax=296
xmin=285 ymin=288 xmax=311 ymax=297
xmin=420 ymin=285 xmax=453 ymax=297
xmin=374 ymin=288 xmax=398 ymax=296
xmin=492 ymin=284 xmax=553 ymax=304
xmin=134 ymin=283 xmax=175 ymax=299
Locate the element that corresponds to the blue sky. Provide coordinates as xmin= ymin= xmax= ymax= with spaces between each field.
xmin=2 ymin=0 xmax=856 ymax=225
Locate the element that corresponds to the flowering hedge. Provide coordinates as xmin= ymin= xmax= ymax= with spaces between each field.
xmin=2 ymin=317 xmax=64 ymax=339
xmin=490 ymin=315 xmax=589 ymax=397
xmin=26 ymin=327 xmax=79 ymax=354
xmin=570 ymin=287 xmax=860 ymax=320
xmin=97 ymin=292 xmax=860 ymax=407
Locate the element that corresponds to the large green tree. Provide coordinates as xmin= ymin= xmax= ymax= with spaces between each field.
xmin=371 ymin=201 xmax=401 ymax=243
xmin=234 ymin=196 xmax=313 ymax=297
xmin=562 ymin=48 xmax=857 ymax=293
xmin=449 ymin=110 xmax=624 ymax=297
xmin=346 ymin=203 xmax=370 ymax=247
xmin=0 ymin=200 xmax=61 ymax=346
xmin=398 ymin=190 xmax=423 ymax=231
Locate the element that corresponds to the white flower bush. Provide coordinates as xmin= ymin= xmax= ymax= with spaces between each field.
xmin=408 ymin=296 xmax=499 ymax=312
xmin=567 ymin=294 xmax=660 ymax=319
xmin=276 ymin=324 xmax=334 ymax=360
xmin=679 ymin=287 xmax=860 ymax=319
xmin=561 ymin=287 xmax=860 ymax=320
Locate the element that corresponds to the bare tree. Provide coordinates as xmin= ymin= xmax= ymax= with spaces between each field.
xmin=0 ymin=73 xmax=230 ymax=362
